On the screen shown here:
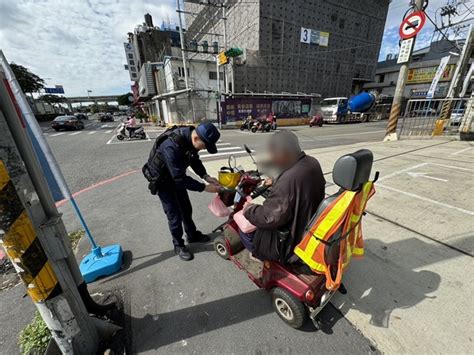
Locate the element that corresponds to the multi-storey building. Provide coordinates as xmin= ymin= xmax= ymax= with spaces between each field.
xmin=184 ymin=0 xmax=390 ymax=97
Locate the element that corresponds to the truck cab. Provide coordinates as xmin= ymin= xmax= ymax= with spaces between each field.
xmin=321 ymin=97 xmax=348 ymax=123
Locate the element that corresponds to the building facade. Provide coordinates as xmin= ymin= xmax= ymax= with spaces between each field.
xmin=152 ymin=57 xmax=223 ymax=124
xmin=184 ymin=0 xmax=390 ymax=97
xmin=123 ymin=14 xmax=182 ymax=99
xmin=364 ymin=40 xmax=472 ymax=100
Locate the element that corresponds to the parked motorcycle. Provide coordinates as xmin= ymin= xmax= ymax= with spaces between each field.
xmin=116 ymin=121 xmax=146 ymax=140
xmin=209 ymin=145 xmax=378 ymax=329
xmin=240 ymin=117 xmax=253 ymax=131
xmin=251 ymin=118 xmax=271 ymax=133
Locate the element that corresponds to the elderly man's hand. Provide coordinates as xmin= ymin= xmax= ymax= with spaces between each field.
xmin=263 ymin=177 xmax=273 ymax=186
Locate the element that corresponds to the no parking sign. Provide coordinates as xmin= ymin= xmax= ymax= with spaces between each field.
xmin=399 ymin=11 xmax=426 ymax=39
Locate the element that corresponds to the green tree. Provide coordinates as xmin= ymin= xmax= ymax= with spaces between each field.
xmin=117 ymin=92 xmax=133 ymax=106
xmin=39 ymin=94 xmax=66 ymax=105
xmin=10 ymin=63 xmax=45 ymax=93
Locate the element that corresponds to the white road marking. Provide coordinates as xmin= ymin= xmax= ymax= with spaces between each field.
xmin=216 ymin=142 xmax=231 ymax=146
xmin=451 ymin=147 xmax=472 ymax=155
xmin=88 ymin=131 xmax=96 ymax=135
xmin=378 ymin=163 xmax=428 ymax=182
xmin=69 ymin=132 xmax=82 ymax=136
xmin=106 ymin=135 xmax=116 ymax=145
xmin=105 ymin=130 xmax=112 ymax=134
xmin=377 ymin=183 xmax=474 ymax=216
xmin=106 ymin=131 xmax=151 ymax=145
xmin=200 ymin=150 xmax=248 ymax=158
xmin=200 ymin=146 xmax=243 ymax=153
xmin=406 ymin=171 xmax=448 ymax=182
xmin=50 ymin=132 xmax=64 ymax=137
xmin=429 ymin=162 xmax=473 ymax=172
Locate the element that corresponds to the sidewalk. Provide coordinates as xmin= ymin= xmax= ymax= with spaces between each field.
xmin=203 ymin=138 xmax=474 ymax=353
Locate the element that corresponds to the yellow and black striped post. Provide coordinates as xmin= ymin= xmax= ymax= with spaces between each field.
xmin=0 ymin=160 xmax=61 ymax=302
xmin=0 ymin=59 xmax=100 ymax=354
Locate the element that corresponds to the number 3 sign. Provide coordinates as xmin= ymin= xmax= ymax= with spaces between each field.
xmin=300 ymin=27 xmax=311 ymax=44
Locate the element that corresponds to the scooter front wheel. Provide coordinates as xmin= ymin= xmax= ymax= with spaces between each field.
xmin=213 ymin=235 xmax=230 ymax=260
xmin=272 ymin=287 xmax=307 ymax=329
xmin=117 ymin=134 xmax=125 ymax=141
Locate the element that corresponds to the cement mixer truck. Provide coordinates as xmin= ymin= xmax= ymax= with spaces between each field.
xmin=320 ymin=92 xmax=389 ymax=123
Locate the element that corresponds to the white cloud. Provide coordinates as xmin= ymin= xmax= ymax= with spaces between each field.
xmin=0 ymin=0 xmax=177 ymax=96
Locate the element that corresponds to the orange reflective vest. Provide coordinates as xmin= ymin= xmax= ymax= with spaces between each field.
xmin=294 ymin=181 xmax=375 ymax=291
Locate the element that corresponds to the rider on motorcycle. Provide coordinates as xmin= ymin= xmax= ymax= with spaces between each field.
xmin=241 ymin=131 xmax=326 ymax=263
xmin=126 ymin=114 xmax=137 ymax=138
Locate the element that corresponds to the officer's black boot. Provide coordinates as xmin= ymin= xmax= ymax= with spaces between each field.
xmin=174 ymin=245 xmax=194 ymax=261
xmin=186 ymin=230 xmax=210 ymax=244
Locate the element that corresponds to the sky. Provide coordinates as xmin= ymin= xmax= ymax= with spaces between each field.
xmin=0 ymin=0 xmax=469 ymax=96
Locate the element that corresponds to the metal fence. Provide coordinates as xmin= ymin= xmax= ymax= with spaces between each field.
xmin=399 ymin=98 xmax=470 ymax=138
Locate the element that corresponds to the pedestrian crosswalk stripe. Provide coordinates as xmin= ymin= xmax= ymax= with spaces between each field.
xmin=216 ymin=142 xmax=231 ymax=146
xmin=88 ymin=131 xmax=96 ymax=135
xmin=200 ymin=146 xmax=242 ymax=153
xmin=69 ymin=132 xmax=81 ymax=136
xmin=200 ymin=150 xmax=247 ymax=158
xmin=105 ymin=130 xmax=112 ymax=133
xmin=50 ymin=132 xmax=64 ymax=137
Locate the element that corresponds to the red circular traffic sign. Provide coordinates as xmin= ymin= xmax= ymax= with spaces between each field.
xmin=399 ymin=11 xmax=426 ymax=39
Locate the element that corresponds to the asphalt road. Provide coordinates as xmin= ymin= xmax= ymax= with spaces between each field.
xmin=1 ymin=116 xmax=387 ymax=353
xmin=41 ymin=116 xmax=387 ymax=192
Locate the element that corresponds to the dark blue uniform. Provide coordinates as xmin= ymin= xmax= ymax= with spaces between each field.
xmin=157 ymin=127 xmax=207 ymax=247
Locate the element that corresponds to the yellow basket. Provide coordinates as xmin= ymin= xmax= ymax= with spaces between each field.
xmin=218 ymin=171 xmax=241 ymax=188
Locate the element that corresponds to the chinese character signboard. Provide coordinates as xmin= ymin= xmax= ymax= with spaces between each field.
xmin=407 ymin=64 xmax=455 ymax=84
xmin=397 ymin=38 xmax=414 ymax=64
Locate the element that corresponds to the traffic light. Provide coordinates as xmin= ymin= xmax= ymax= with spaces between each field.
xmin=217 ymin=51 xmax=228 ymax=65
xmin=224 ymin=47 xmax=243 ymax=58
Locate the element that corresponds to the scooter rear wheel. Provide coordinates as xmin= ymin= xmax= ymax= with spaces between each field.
xmin=271 ymin=287 xmax=307 ymax=329
xmin=117 ymin=134 xmax=125 ymax=141
xmin=213 ymin=235 xmax=230 ymax=260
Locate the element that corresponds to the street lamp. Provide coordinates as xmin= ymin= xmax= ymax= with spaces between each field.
xmin=87 ymin=89 xmax=92 ymax=99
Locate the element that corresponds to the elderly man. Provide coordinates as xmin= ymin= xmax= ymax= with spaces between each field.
xmin=242 ymin=130 xmax=326 ymax=263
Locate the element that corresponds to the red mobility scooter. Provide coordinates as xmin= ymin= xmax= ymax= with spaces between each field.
xmin=210 ymin=146 xmax=377 ymax=329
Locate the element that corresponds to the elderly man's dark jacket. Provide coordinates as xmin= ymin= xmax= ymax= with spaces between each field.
xmin=244 ymin=152 xmax=325 ymax=262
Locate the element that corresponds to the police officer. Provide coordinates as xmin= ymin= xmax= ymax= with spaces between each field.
xmin=153 ymin=122 xmax=221 ymax=261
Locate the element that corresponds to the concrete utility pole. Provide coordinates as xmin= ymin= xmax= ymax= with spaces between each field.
xmin=216 ymin=54 xmax=222 ymax=128
xmin=384 ymin=0 xmax=425 ymax=141
xmin=0 ymin=69 xmax=99 ymax=353
xmin=177 ymin=0 xmax=190 ymax=90
xmin=222 ymin=5 xmax=228 ymax=94
xmin=447 ymin=25 xmax=473 ymax=99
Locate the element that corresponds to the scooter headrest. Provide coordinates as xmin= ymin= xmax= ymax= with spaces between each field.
xmin=332 ymin=149 xmax=373 ymax=191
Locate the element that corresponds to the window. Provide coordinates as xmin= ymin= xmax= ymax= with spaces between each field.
xmin=378 ymin=74 xmax=385 ymax=83
xmin=130 ymin=66 xmax=136 ymax=72
xmin=128 ymin=53 xmax=133 ymax=59
xmin=209 ymin=71 xmax=218 ymax=80
xmin=177 ymin=67 xmax=190 ymax=77
xmin=129 ymin=59 xmax=135 ymax=65
xmin=131 ymin=73 xmax=137 ymax=78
